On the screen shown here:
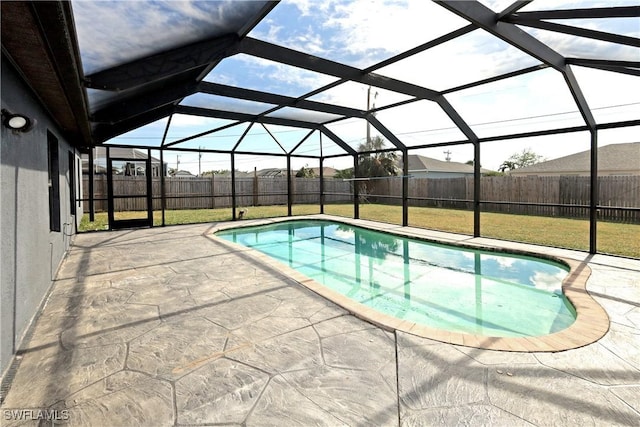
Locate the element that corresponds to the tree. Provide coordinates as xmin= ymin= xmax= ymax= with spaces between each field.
xmin=334 ymin=168 xmax=354 ymax=179
xmin=295 ymin=165 xmax=316 ymax=178
xmin=168 ymin=167 xmax=177 ymax=177
xmin=499 ymin=148 xmax=544 ymax=172
xmin=356 ymin=136 xmax=399 ymax=178
xmin=202 ymin=169 xmax=231 ymax=176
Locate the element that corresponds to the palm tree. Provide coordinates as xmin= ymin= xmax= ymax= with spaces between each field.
xmin=356 ymin=136 xmax=399 ymax=178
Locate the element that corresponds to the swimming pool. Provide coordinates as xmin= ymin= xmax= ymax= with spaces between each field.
xmin=216 ymin=220 xmax=576 ymax=338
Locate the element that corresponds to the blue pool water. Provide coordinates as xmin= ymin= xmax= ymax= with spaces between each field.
xmin=217 ymin=220 xmax=576 ymax=337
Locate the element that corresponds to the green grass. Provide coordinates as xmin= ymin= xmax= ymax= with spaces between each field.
xmin=79 ymin=204 xmax=640 ymax=258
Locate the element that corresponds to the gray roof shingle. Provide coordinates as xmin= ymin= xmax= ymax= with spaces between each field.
xmin=405 ymin=155 xmax=491 ymax=174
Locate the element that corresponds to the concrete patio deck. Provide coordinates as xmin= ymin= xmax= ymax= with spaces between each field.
xmin=1 ymin=215 xmax=639 ymax=426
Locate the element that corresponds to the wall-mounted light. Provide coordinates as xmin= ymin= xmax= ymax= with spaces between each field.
xmin=1 ymin=109 xmax=33 ymax=132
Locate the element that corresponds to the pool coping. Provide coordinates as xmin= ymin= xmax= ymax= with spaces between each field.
xmin=208 ymin=215 xmax=610 ymax=352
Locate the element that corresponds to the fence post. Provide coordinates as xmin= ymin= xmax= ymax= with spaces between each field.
xmin=319 ymin=159 xmax=325 ymax=214
xmin=287 ymin=156 xmax=292 ymax=216
xmin=214 ymin=177 xmax=219 ymax=208
xmin=253 ymin=167 xmax=258 ymax=207
xmin=353 ymin=154 xmax=360 ymax=219
xmin=402 ymin=148 xmax=408 ymax=226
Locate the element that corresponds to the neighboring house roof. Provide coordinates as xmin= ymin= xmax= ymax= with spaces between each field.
xmin=254 ymin=167 xmax=334 ymax=177
xmin=405 ymin=155 xmax=492 ymax=174
xmin=256 ymin=168 xmax=286 ymax=177
xmin=311 ymin=167 xmax=337 ymax=177
xmin=509 ymin=142 xmax=640 ymax=175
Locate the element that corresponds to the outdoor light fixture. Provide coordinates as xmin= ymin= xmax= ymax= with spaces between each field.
xmin=1 ymin=109 xmax=33 ymax=132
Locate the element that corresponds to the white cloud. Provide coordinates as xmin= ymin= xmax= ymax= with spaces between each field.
xmin=322 ymin=0 xmax=468 ymax=65
xmin=482 ymin=254 xmax=517 ymax=269
xmin=531 ymin=270 xmax=566 ymax=293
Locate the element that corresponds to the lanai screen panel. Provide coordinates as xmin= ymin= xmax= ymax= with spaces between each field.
xmin=309 ymin=81 xmax=414 ymax=110
xmin=70 ymin=0 xmax=639 ymax=165
xmin=266 ymin=108 xmax=344 ymax=124
xmin=445 ymin=68 xmax=585 ymax=138
xmin=104 ymin=117 xmax=170 ymax=147
xmin=165 ymin=118 xmax=250 ymax=151
xmin=262 ymin=125 xmax=317 ymax=154
xmin=377 ymin=29 xmax=543 ymax=92
xmin=375 ymin=100 xmax=468 ymax=146
xmin=572 ymin=68 xmax=640 ymax=125
xmin=180 ymin=93 xmax=277 ymax=115
xmin=325 ymin=118 xmax=386 ymax=152
xmin=247 ymin=0 xmax=469 ymax=68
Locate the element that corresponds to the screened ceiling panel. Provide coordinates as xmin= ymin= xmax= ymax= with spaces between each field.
xmin=291 ymin=130 xmax=323 ymax=157
xmin=572 ymin=67 xmax=640 ymax=124
xmin=262 ymin=125 xmax=315 ymax=153
xmin=181 ymin=93 xmax=276 ymax=115
xmin=48 ymin=0 xmax=637 ymax=159
xmin=164 ymin=115 xmax=244 ymax=148
xmin=105 ymin=117 xmax=170 ymax=147
xmin=377 ymin=29 xmax=543 ymax=92
xmin=247 ymin=0 xmax=469 ymax=69
xmin=445 ymin=68 xmax=585 ymax=138
xmin=167 ymin=123 xmax=251 ymax=151
xmin=204 ymin=54 xmax=339 ymax=97
xmin=266 ymin=107 xmax=344 ymax=124
xmin=375 ymin=100 xmax=468 ymax=147
xmin=72 ymin=0 xmax=269 ymax=75
xmin=325 ymin=117 xmax=384 ymax=152
xmin=309 ymin=81 xmax=414 ymax=110
xmin=235 ymin=123 xmax=287 ymax=154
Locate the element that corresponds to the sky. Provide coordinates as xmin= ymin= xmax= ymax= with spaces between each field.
xmin=72 ymin=0 xmax=640 ymax=175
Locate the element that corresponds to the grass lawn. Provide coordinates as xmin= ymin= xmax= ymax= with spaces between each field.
xmin=79 ymin=203 xmax=640 ymax=258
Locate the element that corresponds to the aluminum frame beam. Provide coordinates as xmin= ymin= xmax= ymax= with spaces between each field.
xmin=506 ymin=19 xmax=640 ymax=48
xmin=507 ymin=6 xmax=640 ymax=20
xmin=239 ymin=37 xmax=440 ymax=101
xmin=198 ymin=81 xmax=365 ymax=118
xmin=566 ymin=58 xmax=640 ymax=76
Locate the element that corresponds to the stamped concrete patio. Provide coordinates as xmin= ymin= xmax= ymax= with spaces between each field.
xmin=2 ymin=215 xmax=639 ymax=426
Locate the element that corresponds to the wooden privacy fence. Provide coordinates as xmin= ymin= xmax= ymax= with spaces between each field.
xmin=83 ymin=175 xmax=640 ymax=223
xmin=83 ymin=176 xmax=353 ymax=212
xmin=367 ymin=175 xmax=640 ymax=223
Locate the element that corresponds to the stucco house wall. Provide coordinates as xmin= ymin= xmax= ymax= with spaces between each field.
xmin=1 ymin=56 xmax=83 ymax=377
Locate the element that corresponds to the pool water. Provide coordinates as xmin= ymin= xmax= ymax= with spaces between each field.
xmin=217 ymin=220 xmax=576 ymax=337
